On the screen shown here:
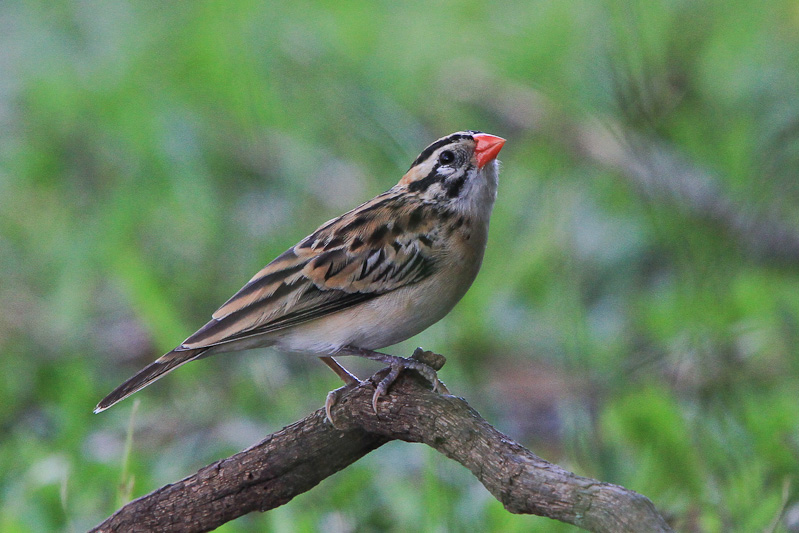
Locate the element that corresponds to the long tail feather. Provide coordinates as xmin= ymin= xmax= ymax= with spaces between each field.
xmin=93 ymin=348 xmax=207 ymax=413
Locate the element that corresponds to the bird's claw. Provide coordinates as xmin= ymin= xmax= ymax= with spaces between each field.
xmin=433 ymin=379 xmax=450 ymax=395
xmin=371 ymin=364 xmax=400 ymax=414
xmin=325 ymin=382 xmax=361 ymax=428
xmin=370 ymin=357 xmax=441 ymax=414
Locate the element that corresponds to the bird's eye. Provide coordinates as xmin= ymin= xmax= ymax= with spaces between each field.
xmin=439 ymin=150 xmax=455 ymax=165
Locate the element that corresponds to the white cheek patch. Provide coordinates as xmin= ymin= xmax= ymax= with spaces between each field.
xmin=436 ymin=165 xmax=457 ymax=177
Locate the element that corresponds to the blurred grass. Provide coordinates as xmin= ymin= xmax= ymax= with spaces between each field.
xmin=2 ymin=0 xmax=799 ymax=531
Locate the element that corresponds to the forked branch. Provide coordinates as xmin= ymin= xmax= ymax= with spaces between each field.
xmin=91 ymin=350 xmax=672 ymax=533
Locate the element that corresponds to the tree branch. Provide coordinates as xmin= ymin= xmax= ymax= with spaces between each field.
xmin=91 ymin=350 xmax=672 ymax=533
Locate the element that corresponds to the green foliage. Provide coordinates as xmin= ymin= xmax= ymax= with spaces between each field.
xmin=2 ymin=0 xmax=799 ymax=531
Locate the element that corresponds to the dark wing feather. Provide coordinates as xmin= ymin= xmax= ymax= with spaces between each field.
xmin=94 ymin=347 xmax=207 ymax=413
xmin=180 ymin=192 xmax=440 ymax=350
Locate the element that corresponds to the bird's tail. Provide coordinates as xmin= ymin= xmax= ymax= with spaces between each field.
xmin=93 ymin=347 xmax=208 ymax=413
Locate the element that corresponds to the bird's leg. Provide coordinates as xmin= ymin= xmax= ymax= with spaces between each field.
xmin=320 ymin=356 xmax=361 ymax=426
xmin=336 ymin=346 xmax=440 ymax=413
xmin=320 ymin=356 xmax=360 ymax=385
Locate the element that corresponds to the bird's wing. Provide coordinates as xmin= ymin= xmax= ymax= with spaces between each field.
xmin=180 ymin=191 xmax=445 ymax=350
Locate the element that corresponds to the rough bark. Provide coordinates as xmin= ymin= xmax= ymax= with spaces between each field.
xmin=91 ymin=351 xmax=672 ymax=533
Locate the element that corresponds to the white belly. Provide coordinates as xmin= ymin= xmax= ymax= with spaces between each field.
xmin=271 ymin=260 xmax=477 ymax=354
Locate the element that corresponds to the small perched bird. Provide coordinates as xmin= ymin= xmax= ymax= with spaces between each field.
xmin=95 ymin=131 xmax=505 ymax=417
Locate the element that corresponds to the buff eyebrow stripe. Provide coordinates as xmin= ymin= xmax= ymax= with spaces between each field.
xmin=409 ymin=133 xmax=470 ymax=168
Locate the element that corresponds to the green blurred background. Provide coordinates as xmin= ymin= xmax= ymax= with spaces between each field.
xmin=3 ymin=0 xmax=799 ymax=531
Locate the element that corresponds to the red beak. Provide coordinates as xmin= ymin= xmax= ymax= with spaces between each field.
xmin=473 ymin=133 xmax=506 ymax=169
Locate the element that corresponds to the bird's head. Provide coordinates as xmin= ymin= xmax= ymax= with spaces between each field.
xmin=398 ymin=131 xmax=505 ymax=218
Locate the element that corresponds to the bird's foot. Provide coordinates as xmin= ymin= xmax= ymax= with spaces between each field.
xmin=324 ymin=382 xmax=362 ymax=428
xmin=338 ymin=346 xmax=445 ymax=414
xmin=371 ymin=357 xmax=441 ymax=413
xmin=320 ymin=356 xmax=362 ymax=427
